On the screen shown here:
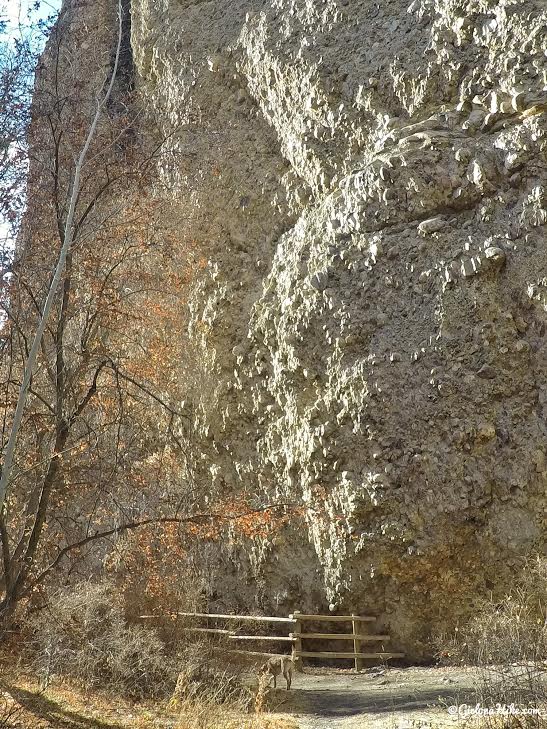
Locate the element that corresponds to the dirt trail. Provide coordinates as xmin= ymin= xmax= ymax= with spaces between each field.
xmin=270 ymin=666 xmax=480 ymax=729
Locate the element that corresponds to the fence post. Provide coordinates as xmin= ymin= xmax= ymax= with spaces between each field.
xmin=352 ymin=614 xmax=362 ymax=672
xmin=291 ymin=611 xmax=303 ymax=672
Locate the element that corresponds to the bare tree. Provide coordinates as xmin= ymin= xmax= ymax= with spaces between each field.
xmin=0 ymin=1 xmax=294 ymax=630
xmin=0 ymin=0 xmax=192 ymax=625
xmin=0 ymin=1 xmax=125 ymax=514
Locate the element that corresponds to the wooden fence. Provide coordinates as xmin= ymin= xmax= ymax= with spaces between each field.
xmin=140 ymin=610 xmax=404 ymax=671
xmin=290 ymin=611 xmax=403 ymax=671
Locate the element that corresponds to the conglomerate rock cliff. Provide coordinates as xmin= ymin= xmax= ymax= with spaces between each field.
xmin=56 ymin=0 xmax=547 ymax=657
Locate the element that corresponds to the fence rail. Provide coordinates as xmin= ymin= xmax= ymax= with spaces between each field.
xmin=176 ymin=611 xmax=295 ymax=623
xmin=140 ymin=609 xmax=404 ymax=671
xmin=180 ymin=627 xmax=233 ymax=635
xmin=228 ymin=635 xmax=295 ymax=642
xmin=296 ymin=651 xmax=405 ymax=660
xmin=295 ymin=632 xmax=390 ymax=641
xmin=290 ymin=613 xmax=376 ymax=622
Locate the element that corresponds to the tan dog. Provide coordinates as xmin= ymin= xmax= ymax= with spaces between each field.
xmin=259 ymin=655 xmax=293 ymax=690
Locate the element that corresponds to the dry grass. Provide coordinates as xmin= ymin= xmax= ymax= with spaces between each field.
xmin=168 ymin=643 xmax=297 ymax=729
xmin=4 ymin=586 xmax=296 ymax=728
xmin=174 ymin=701 xmax=298 ymax=729
xmin=0 ymin=694 xmax=22 ymax=729
xmin=7 ymin=577 xmax=299 ymax=728
xmin=0 ymin=672 xmax=151 ymax=727
xmin=24 ymin=580 xmax=180 ymax=699
xmin=255 ymin=672 xmax=271 ymax=714
xmin=437 ymin=556 xmax=547 ymax=729
xmin=0 ymin=670 xmax=298 ymax=729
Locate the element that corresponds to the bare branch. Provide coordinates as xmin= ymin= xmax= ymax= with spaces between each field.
xmin=68 ymin=359 xmax=108 ymax=425
xmin=23 ymin=503 xmax=298 ymax=594
xmin=0 ymin=0 xmax=125 ymax=512
xmin=108 ymin=360 xmax=185 ymax=418
xmin=0 ymin=515 xmax=11 ymax=591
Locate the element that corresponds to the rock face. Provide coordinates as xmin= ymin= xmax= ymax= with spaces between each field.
xmin=65 ymin=0 xmax=547 ymax=657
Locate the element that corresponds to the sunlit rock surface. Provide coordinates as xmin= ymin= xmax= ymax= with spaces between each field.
xmin=54 ymin=0 xmax=547 ymax=657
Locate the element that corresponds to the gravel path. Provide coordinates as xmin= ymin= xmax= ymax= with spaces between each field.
xmin=269 ymin=666 xmax=480 ymax=729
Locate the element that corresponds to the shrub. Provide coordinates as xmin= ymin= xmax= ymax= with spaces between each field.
xmin=437 ymin=557 xmax=547 ymax=728
xmin=26 ymin=580 xmax=179 ymax=698
xmin=171 ymin=640 xmax=254 ymax=709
